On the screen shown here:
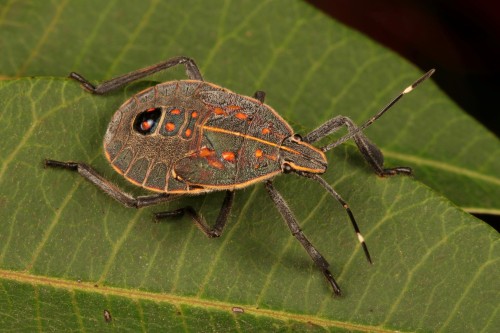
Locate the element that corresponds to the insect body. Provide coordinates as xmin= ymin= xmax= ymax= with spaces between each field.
xmin=104 ymin=80 xmax=325 ymax=194
xmin=45 ymin=56 xmax=434 ymax=295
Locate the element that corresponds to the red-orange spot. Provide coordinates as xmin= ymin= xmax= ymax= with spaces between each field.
xmin=185 ymin=128 xmax=192 ymax=137
xmin=222 ymin=151 xmax=235 ymax=162
xmin=191 ymin=111 xmax=198 ymax=118
xmin=227 ymin=105 xmax=242 ymax=110
xmin=171 ymin=108 xmax=181 ymax=115
xmin=141 ymin=121 xmax=152 ymax=131
xmin=208 ymin=159 xmax=224 ymax=169
xmin=147 ymin=107 xmax=156 ymax=112
xmin=261 ymin=128 xmax=270 ymax=135
xmin=165 ymin=122 xmax=175 ymax=131
xmin=199 ymin=147 xmax=214 ymax=158
xmin=214 ymin=107 xmax=225 ymax=115
xmin=267 ymin=154 xmax=277 ymax=161
xmin=255 ymin=149 xmax=263 ymax=158
xmin=235 ymin=112 xmax=248 ymax=120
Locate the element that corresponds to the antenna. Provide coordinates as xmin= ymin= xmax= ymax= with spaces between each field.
xmin=302 ymin=173 xmax=373 ymax=264
xmin=322 ymin=69 xmax=435 ymax=152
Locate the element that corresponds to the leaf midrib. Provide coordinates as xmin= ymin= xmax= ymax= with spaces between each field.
xmin=0 ymin=269 xmax=410 ymax=333
xmin=383 ymin=150 xmax=500 ymax=186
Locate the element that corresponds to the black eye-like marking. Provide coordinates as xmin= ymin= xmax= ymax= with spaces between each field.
xmin=133 ymin=107 xmax=162 ymax=135
xmin=282 ymin=161 xmax=293 ymax=174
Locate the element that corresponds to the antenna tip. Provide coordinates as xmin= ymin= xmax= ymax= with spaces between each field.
xmin=424 ymin=68 xmax=436 ymax=80
xmin=407 ymin=68 xmax=436 ymax=93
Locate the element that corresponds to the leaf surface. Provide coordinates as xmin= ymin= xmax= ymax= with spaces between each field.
xmin=0 ymin=0 xmax=499 ymax=332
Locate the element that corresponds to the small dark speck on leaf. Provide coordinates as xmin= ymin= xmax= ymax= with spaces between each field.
xmin=104 ymin=309 xmax=112 ymax=323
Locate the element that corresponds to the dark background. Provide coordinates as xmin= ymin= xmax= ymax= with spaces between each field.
xmin=306 ymin=0 xmax=499 ymax=230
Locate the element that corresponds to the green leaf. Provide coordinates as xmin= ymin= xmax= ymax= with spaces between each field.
xmin=1 ymin=0 xmax=499 ymax=214
xmin=0 ymin=0 xmax=499 ymax=332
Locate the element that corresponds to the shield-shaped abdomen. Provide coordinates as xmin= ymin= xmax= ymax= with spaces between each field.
xmin=104 ymin=80 xmax=294 ymax=194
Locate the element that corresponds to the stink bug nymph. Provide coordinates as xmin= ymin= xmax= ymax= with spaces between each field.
xmin=45 ymin=57 xmax=434 ymax=295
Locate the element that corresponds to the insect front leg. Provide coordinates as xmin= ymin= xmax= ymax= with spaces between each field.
xmin=265 ymin=180 xmax=342 ymax=295
xmin=303 ymin=116 xmax=411 ymax=176
xmin=155 ymin=190 xmax=235 ymax=238
xmin=44 ymin=159 xmax=179 ymax=208
xmin=69 ymin=56 xmax=203 ymax=94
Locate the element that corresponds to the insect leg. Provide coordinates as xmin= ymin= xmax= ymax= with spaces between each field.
xmin=154 ymin=190 xmax=234 ymax=238
xmin=303 ymin=115 xmax=411 ymax=176
xmin=44 ymin=159 xmax=179 ymax=208
xmin=253 ymin=91 xmax=266 ymax=103
xmin=303 ymin=69 xmax=435 ymax=176
xmin=69 ymin=56 xmax=203 ymax=94
xmin=265 ymin=180 xmax=342 ymax=295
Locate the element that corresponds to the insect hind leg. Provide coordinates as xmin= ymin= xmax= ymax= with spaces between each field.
xmin=304 ymin=116 xmax=411 ymax=176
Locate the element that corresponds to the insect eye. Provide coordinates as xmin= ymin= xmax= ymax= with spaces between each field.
xmin=133 ymin=108 xmax=162 ymax=135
